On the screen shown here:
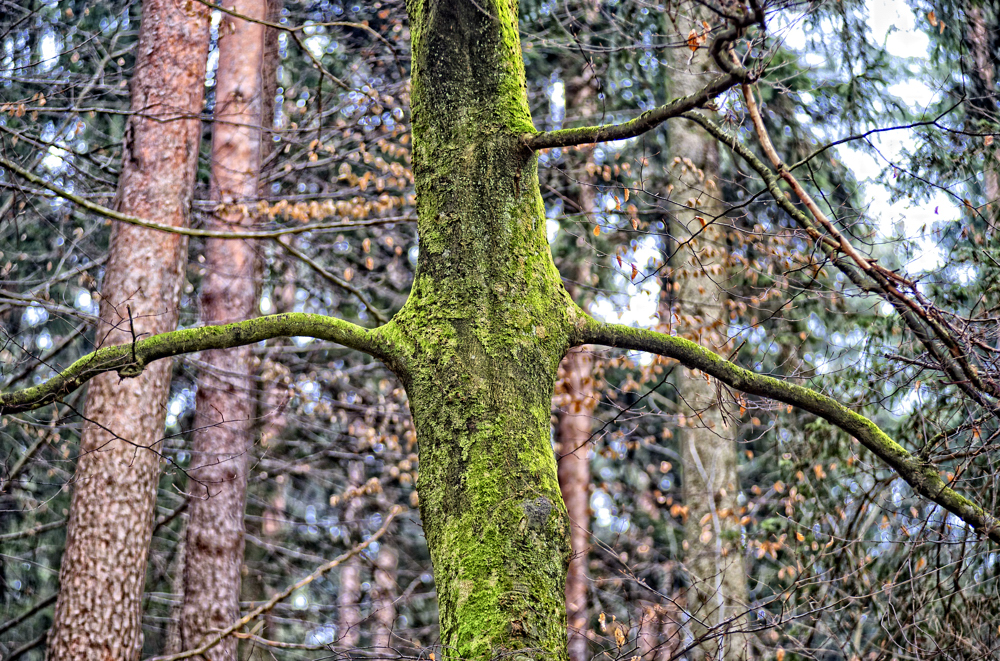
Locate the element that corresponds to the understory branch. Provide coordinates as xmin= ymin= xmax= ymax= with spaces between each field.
xmin=576 ymin=318 xmax=1000 ymax=544
xmin=147 ymin=505 xmax=402 ymax=661
xmin=0 ymin=313 xmax=396 ymax=414
xmin=0 ymin=155 xmax=413 ymax=239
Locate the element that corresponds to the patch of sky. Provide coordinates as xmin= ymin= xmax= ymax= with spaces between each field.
xmin=307 ymin=625 xmax=337 ymax=646
xmin=35 ymin=329 xmax=52 ymax=351
xmin=21 ymin=304 xmax=48 ymax=327
xmin=39 ymin=31 xmax=60 ymax=72
xmin=165 ymin=387 xmax=196 ymax=428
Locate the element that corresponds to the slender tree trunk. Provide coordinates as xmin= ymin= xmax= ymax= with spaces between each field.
xmin=556 ymin=78 xmax=598 ymax=661
xmin=557 ymin=344 xmax=595 ymax=661
xmin=46 ymin=2 xmax=210 ymax=660
xmin=664 ymin=23 xmax=748 ymax=661
xmin=967 ymin=6 xmax=1000 ymax=225
xmin=176 ymin=1 xmax=272 ymax=658
xmin=373 ymin=545 xmax=398 ymax=654
xmin=339 ymin=461 xmax=364 ymax=649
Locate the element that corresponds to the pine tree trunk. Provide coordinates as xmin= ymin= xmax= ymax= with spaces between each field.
xmin=46 ymin=2 xmax=210 ymax=659
xmin=664 ymin=21 xmax=748 ymax=661
xmin=177 ymin=1 xmax=272 ymax=658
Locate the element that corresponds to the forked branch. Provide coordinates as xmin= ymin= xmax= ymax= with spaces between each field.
xmin=575 ymin=318 xmax=1000 ymax=544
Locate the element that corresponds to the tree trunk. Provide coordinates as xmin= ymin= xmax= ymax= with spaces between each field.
xmin=387 ymin=0 xmax=579 ymax=657
xmin=46 ymin=2 xmax=210 ymax=660
xmin=373 ymin=545 xmax=398 ymax=654
xmin=557 ymin=344 xmax=595 ymax=661
xmin=664 ymin=24 xmax=748 ymax=661
xmin=338 ymin=461 xmax=364 ymax=649
xmin=967 ymin=6 xmax=1000 ymax=225
xmin=176 ymin=1 xmax=272 ymax=659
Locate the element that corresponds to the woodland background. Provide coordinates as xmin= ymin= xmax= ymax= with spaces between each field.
xmin=2 ymin=0 xmax=1000 ymax=659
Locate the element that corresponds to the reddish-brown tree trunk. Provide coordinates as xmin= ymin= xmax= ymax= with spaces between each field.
xmin=177 ymin=1 xmax=272 ymax=658
xmin=556 ymin=330 xmax=597 ymax=661
xmin=46 ymin=2 xmax=210 ymax=660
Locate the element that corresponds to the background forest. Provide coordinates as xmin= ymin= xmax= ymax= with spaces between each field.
xmin=1 ymin=0 xmax=999 ymax=660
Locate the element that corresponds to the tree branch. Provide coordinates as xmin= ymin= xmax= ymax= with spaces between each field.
xmin=522 ymin=6 xmax=760 ymax=151
xmin=0 ymin=155 xmax=413 ymax=239
xmin=0 ymin=313 xmax=399 ymax=414
xmin=574 ymin=318 xmax=1000 ymax=544
xmin=522 ymin=73 xmax=738 ymax=151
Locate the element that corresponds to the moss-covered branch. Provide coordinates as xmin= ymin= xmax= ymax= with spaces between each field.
xmin=0 ymin=313 xmax=398 ymax=414
xmin=522 ymin=73 xmax=738 ymax=150
xmin=575 ymin=318 xmax=1000 ymax=544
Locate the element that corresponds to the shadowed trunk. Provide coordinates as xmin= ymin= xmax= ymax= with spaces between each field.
xmin=177 ymin=1 xmax=273 ymax=658
xmin=46 ymin=2 xmax=210 ymax=659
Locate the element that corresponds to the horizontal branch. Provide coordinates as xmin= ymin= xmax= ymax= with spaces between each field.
xmin=576 ymin=318 xmax=1000 ymax=544
xmin=522 ymin=73 xmax=738 ymax=150
xmin=0 ymin=313 xmax=396 ymax=414
xmin=0 ymin=156 xmax=413 ymax=239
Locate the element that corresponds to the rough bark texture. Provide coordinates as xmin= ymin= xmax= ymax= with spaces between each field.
xmin=385 ymin=0 xmax=579 ymax=657
xmin=664 ymin=28 xmax=748 ymax=661
xmin=46 ymin=2 xmax=210 ymax=660
xmin=177 ymin=1 xmax=271 ymax=658
xmin=556 ymin=345 xmax=596 ymax=661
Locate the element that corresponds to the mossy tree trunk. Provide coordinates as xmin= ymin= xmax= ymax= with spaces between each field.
xmin=7 ymin=4 xmax=1000 ymax=661
xmin=386 ymin=0 xmax=578 ymax=657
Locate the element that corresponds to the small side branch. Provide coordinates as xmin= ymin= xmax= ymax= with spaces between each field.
xmin=575 ymin=318 xmax=1000 ymax=544
xmin=0 ymin=313 xmax=399 ymax=414
xmin=523 ymin=73 xmax=738 ymax=151
xmin=0 ymin=155 xmax=413 ymax=239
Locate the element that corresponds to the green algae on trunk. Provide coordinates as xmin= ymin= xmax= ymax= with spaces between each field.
xmin=393 ymin=0 xmax=581 ymax=657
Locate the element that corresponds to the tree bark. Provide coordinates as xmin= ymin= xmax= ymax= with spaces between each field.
xmin=664 ymin=22 xmax=748 ymax=661
xmin=557 ymin=344 xmax=595 ymax=661
xmin=373 ymin=545 xmax=398 ymax=654
xmin=46 ymin=2 xmax=210 ymax=660
xmin=388 ymin=0 xmax=579 ymax=657
xmin=338 ymin=461 xmax=364 ymax=649
xmin=177 ymin=1 xmax=272 ymax=659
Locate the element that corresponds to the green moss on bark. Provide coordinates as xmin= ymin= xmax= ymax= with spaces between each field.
xmin=394 ymin=0 xmax=581 ymax=657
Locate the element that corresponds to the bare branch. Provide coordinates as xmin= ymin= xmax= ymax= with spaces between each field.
xmin=0 ymin=155 xmax=414 ymax=239
xmin=523 ymin=73 xmax=738 ymax=151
